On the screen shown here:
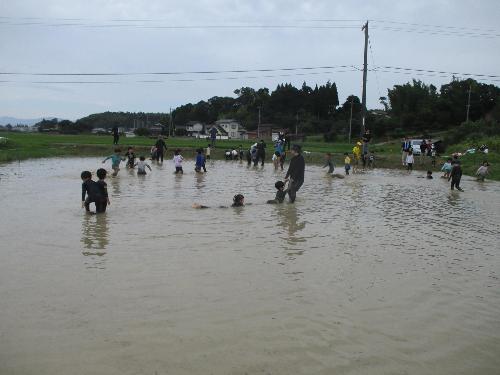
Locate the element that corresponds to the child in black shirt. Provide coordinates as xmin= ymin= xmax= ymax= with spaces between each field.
xmin=81 ymin=170 xmax=103 ymax=213
xmin=95 ymin=168 xmax=110 ymax=213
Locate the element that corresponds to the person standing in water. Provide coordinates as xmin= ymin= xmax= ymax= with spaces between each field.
xmin=155 ymin=136 xmax=168 ymax=163
xmin=135 ymin=156 xmax=152 ymax=175
xmin=173 ymin=149 xmax=184 ymax=174
xmin=81 ymin=170 xmax=103 ymax=213
xmin=112 ymin=126 xmax=119 ymax=145
xmin=449 ymin=157 xmax=463 ymax=191
xmin=95 ymin=168 xmax=110 ymax=213
xmin=344 ymin=153 xmax=351 ymax=175
xmin=256 ymin=140 xmax=266 ymax=166
xmin=284 ymin=144 xmax=305 ymax=203
xmin=323 ymin=152 xmax=334 ymax=174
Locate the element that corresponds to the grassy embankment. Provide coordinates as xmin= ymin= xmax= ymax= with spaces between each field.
xmin=0 ymin=132 xmax=498 ymax=180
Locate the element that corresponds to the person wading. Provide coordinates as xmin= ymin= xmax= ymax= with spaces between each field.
xmin=155 ymin=135 xmax=168 ymax=163
xmin=284 ymin=144 xmax=305 ymax=203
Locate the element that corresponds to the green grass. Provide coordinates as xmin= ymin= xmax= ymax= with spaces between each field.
xmin=0 ymin=132 xmax=497 ymax=181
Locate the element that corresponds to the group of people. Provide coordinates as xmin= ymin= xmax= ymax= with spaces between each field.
xmin=82 ymin=141 xmax=306 ymax=213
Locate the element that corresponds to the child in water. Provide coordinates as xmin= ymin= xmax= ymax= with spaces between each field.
xmin=173 ymin=149 xmax=184 ymax=174
xmin=232 ymin=194 xmax=245 ymax=207
xmin=267 ymin=181 xmax=287 ymax=204
xmin=102 ymin=148 xmax=126 ymax=176
xmin=272 ymin=151 xmax=281 ymax=170
xmin=96 ymin=168 xmax=110 ymax=212
xmin=192 ymin=193 xmax=245 ymax=209
xmin=449 ymin=159 xmax=464 ymax=191
xmin=406 ymin=150 xmax=414 ymax=172
xmin=81 ymin=170 xmax=103 ymax=213
xmin=124 ymin=147 xmax=136 ymax=169
xmin=344 ymin=153 xmax=351 ymax=175
xmin=476 ymin=161 xmax=489 ymax=181
xmin=135 ymin=156 xmax=152 ymax=175
xmin=426 ymin=170 xmax=433 ymax=179
xmin=195 ymin=148 xmax=207 ymax=172
xmin=323 ymin=152 xmax=334 ymax=174
xmin=441 ymin=158 xmax=453 ymax=178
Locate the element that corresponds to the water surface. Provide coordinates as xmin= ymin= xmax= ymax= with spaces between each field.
xmin=1 ymin=157 xmax=499 ymax=375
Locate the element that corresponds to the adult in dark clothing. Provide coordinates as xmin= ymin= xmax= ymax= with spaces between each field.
xmin=209 ymin=127 xmax=218 ymax=147
xmin=362 ymin=129 xmax=371 ymax=154
xmin=155 ymin=136 xmax=168 ymax=162
xmin=112 ymin=126 xmax=119 ymax=145
xmin=449 ymin=159 xmax=463 ymax=191
xmin=256 ymin=140 xmax=266 ymax=166
xmin=401 ymin=137 xmax=412 ymax=166
xmin=246 ymin=149 xmax=252 ymax=166
xmin=81 ymin=171 xmax=103 ymax=212
xmin=284 ymin=144 xmax=305 ymax=203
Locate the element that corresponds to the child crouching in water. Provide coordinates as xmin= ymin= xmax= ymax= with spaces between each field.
xmin=135 ymin=156 xmax=152 ymax=175
xmin=476 ymin=161 xmax=489 ymax=181
xmin=267 ymin=181 xmax=287 ymax=204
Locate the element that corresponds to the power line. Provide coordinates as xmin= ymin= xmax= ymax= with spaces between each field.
xmin=0 ymin=65 xmax=356 ymax=76
xmin=1 ymin=64 xmax=498 ymax=82
xmin=307 ymin=18 xmax=499 ymax=34
xmin=373 ymin=65 xmax=500 ymax=79
xmin=0 ymin=20 xmax=361 ymax=30
xmin=0 ymin=68 xmax=359 ymax=84
xmin=370 ymin=26 xmax=499 ymax=39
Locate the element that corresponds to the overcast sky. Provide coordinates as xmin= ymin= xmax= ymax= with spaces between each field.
xmin=0 ymin=0 xmax=499 ymax=120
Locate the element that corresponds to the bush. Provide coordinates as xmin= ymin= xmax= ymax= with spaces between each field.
xmin=134 ymin=127 xmax=151 ymax=136
xmin=323 ymin=130 xmax=338 ymax=142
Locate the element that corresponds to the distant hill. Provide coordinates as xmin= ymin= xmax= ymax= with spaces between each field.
xmin=0 ymin=116 xmax=57 ymax=126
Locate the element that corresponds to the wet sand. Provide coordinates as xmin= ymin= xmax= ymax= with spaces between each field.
xmin=1 ymin=157 xmax=499 ymax=374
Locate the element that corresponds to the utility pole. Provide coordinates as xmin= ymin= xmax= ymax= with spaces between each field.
xmin=295 ymin=112 xmax=299 ymax=136
xmin=361 ymin=20 xmax=369 ymax=137
xmin=348 ymin=98 xmax=354 ymax=144
xmin=257 ymin=106 xmax=261 ymax=138
xmin=169 ymin=107 xmax=172 ymax=137
xmin=466 ymin=85 xmax=471 ymax=122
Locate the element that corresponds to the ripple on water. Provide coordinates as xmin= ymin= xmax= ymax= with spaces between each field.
xmin=0 ymin=159 xmax=499 ymax=375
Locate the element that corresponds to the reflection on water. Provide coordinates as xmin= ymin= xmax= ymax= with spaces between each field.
xmin=0 ymin=158 xmax=499 ymax=375
xmin=276 ymin=204 xmax=306 ymax=247
xmin=81 ymin=212 xmax=109 ymax=251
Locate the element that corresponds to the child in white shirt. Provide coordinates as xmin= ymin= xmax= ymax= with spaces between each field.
xmin=406 ymin=151 xmax=414 ymax=171
xmin=173 ymin=149 xmax=184 ymax=174
xmin=135 ymin=156 xmax=152 ymax=175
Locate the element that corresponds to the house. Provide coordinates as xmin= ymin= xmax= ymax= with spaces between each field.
xmin=149 ymin=123 xmax=166 ymax=136
xmin=247 ymin=124 xmax=284 ymax=140
xmin=185 ymin=121 xmax=206 ymax=138
xmin=215 ymin=119 xmax=248 ymax=139
xmin=206 ymin=124 xmax=229 ymax=140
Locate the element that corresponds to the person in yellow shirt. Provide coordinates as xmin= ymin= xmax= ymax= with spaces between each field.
xmin=352 ymin=142 xmax=362 ymax=171
xmin=344 ymin=153 xmax=351 ymax=175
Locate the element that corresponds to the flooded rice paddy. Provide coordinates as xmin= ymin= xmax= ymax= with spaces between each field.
xmin=1 ymin=157 xmax=499 ymax=375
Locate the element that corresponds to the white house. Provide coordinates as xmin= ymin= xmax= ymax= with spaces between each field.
xmin=215 ymin=119 xmax=247 ymax=140
xmin=186 ymin=121 xmax=205 ymax=138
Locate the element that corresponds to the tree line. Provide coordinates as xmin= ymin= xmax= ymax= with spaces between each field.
xmin=34 ymin=78 xmax=499 ymax=140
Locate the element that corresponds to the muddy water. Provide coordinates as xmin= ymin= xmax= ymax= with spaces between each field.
xmin=1 ymin=157 xmax=499 ymax=375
